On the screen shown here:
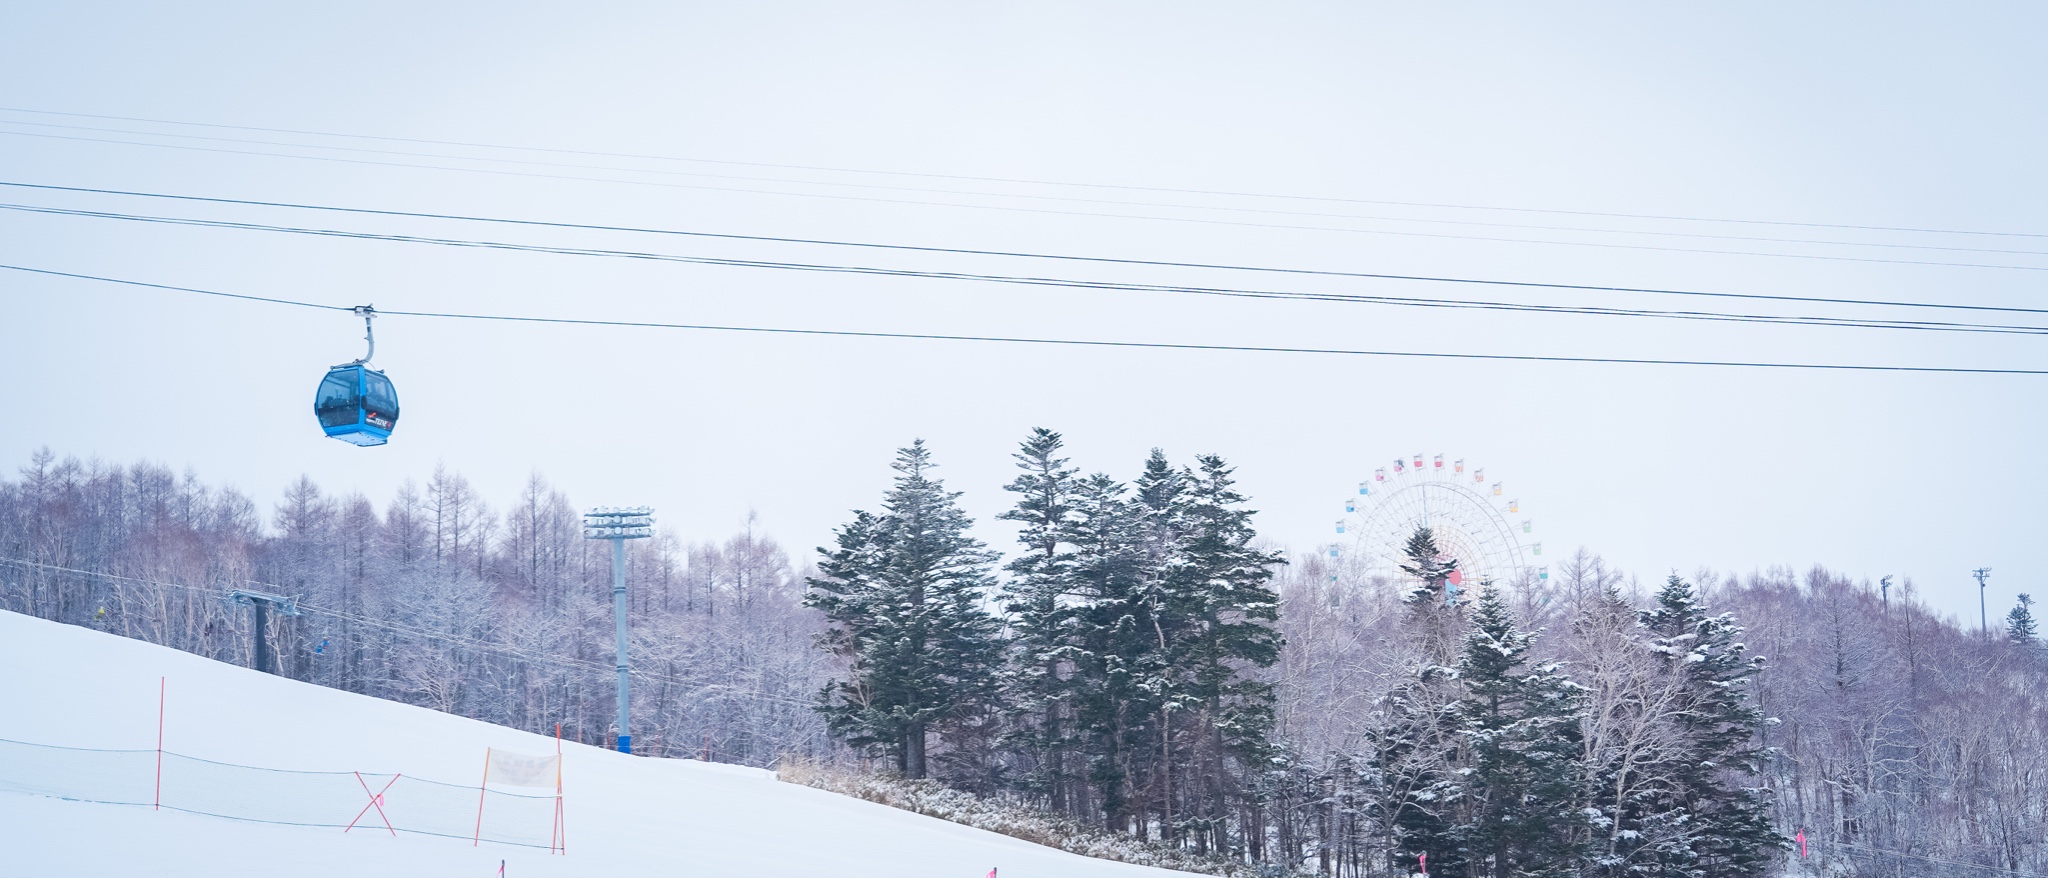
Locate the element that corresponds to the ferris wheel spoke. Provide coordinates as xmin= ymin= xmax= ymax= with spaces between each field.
xmin=1338 ymin=454 xmax=1530 ymax=588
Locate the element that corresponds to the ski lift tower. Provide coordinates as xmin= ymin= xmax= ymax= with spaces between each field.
xmin=584 ymin=507 xmax=653 ymax=754
xmin=226 ymin=588 xmax=301 ymax=675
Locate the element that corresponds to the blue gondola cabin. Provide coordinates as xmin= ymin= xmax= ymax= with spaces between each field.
xmin=315 ymin=364 xmax=400 ymax=446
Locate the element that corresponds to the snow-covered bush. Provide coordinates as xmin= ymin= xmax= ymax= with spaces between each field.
xmin=777 ymin=760 xmax=1301 ymax=878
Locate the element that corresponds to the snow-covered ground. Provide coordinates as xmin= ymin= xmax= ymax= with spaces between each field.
xmin=0 ymin=611 xmax=1196 ymax=878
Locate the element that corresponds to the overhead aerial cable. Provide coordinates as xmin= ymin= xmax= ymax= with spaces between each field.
xmin=4 ymin=181 xmax=2045 ymax=318
xmin=312 ymin=305 xmax=400 ymax=446
xmin=5 ymin=200 xmax=2046 ymax=336
xmin=3 ymin=263 xmax=2044 ymax=376
xmin=3 ymin=105 xmax=2045 ymax=240
xmin=0 ymin=130 xmax=2043 ymax=270
xmin=6 ymin=119 xmax=2048 ymax=258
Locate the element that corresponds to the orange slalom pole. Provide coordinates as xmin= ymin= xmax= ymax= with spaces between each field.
xmin=554 ymin=723 xmax=567 ymax=855
xmin=473 ymin=748 xmax=491 ymax=847
xmin=154 ymin=677 xmax=164 ymax=811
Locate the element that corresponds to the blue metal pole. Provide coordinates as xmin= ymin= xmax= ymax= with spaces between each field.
xmin=612 ymin=536 xmax=631 ymax=754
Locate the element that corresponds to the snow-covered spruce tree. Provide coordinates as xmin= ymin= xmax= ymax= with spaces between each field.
xmin=1063 ymin=471 xmax=1160 ymax=835
xmin=1131 ymin=448 xmax=1197 ymax=842
xmin=2008 ymin=594 xmax=2039 ymax=645
xmin=1452 ymin=580 xmax=1587 ymax=878
xmin=1398 ymin=526 xmax=1459 ymax=597
xmin=997 ymin=427 xmax=1085 ymax=812
xmin=1367 ymin=525 xmax=1468 ymax=874
xmin=1172 ymin=454 xmax=1285 ymax=857
xmin=1638 ymin=575 xmax=1782 ymax=877
xmin=1113 ymin=449 xmax=1287 ymax=854
xmin=1369 ymin=630 xmax=1466 ymax=874
xmin=807 ymin=440 xmax=1004 ymax=780
xmin=1397 ymin=527 xmax=1468 ymax=666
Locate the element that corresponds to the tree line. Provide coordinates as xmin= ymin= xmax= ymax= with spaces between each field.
xmin=802 ymin=432 xmax=1787 ymax=876
xmin=807 ymin=432 xmax=1283 ymax=859
xmin=0 ymin=448 xmax=832 ymax=765
xmin=2 ymin=439 xmax=2043 ymax=877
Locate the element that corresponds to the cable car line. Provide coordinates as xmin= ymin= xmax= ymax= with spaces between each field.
xmin=6 ymin=197 xmax=2047 ymax=335
xmin=5 ymin=263 xmax=2044 ymax=375
xmin=5 ymin=119 xmax=2046 ymax=258
xmin=6 ymin=202 xmax=2045 ymax=337
xmin=0 ymin=262 xmax=350 ymax=310
xmin=4 ymin=104 xmax=2043 ymax=241
xmin=3 ymin=129 xmax=2045 ymax=272
xmin=5 ymin=180 xmax=2042 ymax=318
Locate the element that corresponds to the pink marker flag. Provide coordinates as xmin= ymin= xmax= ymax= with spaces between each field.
xmin=1796 ymin=829 xmax=1807 ymax=858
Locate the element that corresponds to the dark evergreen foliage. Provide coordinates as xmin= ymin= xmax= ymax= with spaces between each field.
xmin=1062 ymin=471 xmax=1160 ymax=835
xmin=1372 ymin=525 xmax=1469 ymax=874
xmin=1397 ymin=526 xmax=1458 ymax=606
xmin=1166 ymin=454 xmax=1285 ymax=854
xmin=996 ymin=427 xmax=1084 ymax=810
xmin=1637 ymin=575 xmax=1783 ymax=877
xmin=1451 ymin=581 xmax=1587 ymax=877
xmin=2008 ymin=593 xmax=2039 ymax=645
xmin=807 ymin=440 xmax=1004 ymax=779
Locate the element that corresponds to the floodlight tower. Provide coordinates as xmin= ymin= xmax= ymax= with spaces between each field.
xmin=1974 ymin=568 xmax=1993 ymax=637
xmin=584 ymin=507 xmax=653 ymax=754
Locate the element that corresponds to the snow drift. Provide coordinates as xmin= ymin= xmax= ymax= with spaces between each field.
xmin=0 ymin=610 xmax=1199 ymax=878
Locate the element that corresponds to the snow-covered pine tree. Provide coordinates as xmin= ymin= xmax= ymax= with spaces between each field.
xmin=1131 ymin=448 xmax=1197 ymax=841
xmin=1368 ymin=526 xmax=1469 ymax=874
xmin=1452 ymin=580 xmax=1587 ymax=878
xmin=1173 ymin=454 xmax=1285 ymax=857
xmin=807 ymin=440 xmax=1004 ymax=780
xmin=1399 ymin=526 xmax=1467 ymax=669
xmin=997 ymin=427 xmax=1084 ymax=812
xmin=2008 ymin=594 xmax=2039 ymax=645
xmin=1398 ymin=526 xmax=1458 ymax=601
xmin=1062 ymin=471 xmax=1159 ymax=835
xmin=1639 ymin=575 xmax=1782 ymax=877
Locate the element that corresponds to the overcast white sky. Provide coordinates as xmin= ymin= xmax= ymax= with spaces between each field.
xmin=1 ymin=3 xmax=2041 ymax=625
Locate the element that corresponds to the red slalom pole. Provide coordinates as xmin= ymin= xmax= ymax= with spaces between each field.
xmin=154 ymin=677 xmax=164 ymax=811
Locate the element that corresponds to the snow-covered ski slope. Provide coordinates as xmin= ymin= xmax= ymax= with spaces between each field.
xmin=0 ymin=611 xmax=1198 ymax=878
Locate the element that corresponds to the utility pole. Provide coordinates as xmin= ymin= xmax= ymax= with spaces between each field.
xmin=227 ymin=589 xmax=301 ymax=674
xmin=1974 ymin=568 xmax=1993 ymax=637
xmin=584 ymin=507 xmax=653 ymax=754
xmin=1880 ymin=575 xmax=1892 ymax=620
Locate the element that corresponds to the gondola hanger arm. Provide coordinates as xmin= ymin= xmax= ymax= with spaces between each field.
xmin=351 ymin=305 xmax=376 ymax=365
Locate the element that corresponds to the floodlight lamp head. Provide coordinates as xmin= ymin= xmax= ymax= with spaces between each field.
xmin=584 ymin=506 xmax=655 ymax=539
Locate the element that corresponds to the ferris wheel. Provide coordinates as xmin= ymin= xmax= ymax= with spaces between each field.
xmin=1328 ymin=453 xmax=1543 ymax=591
